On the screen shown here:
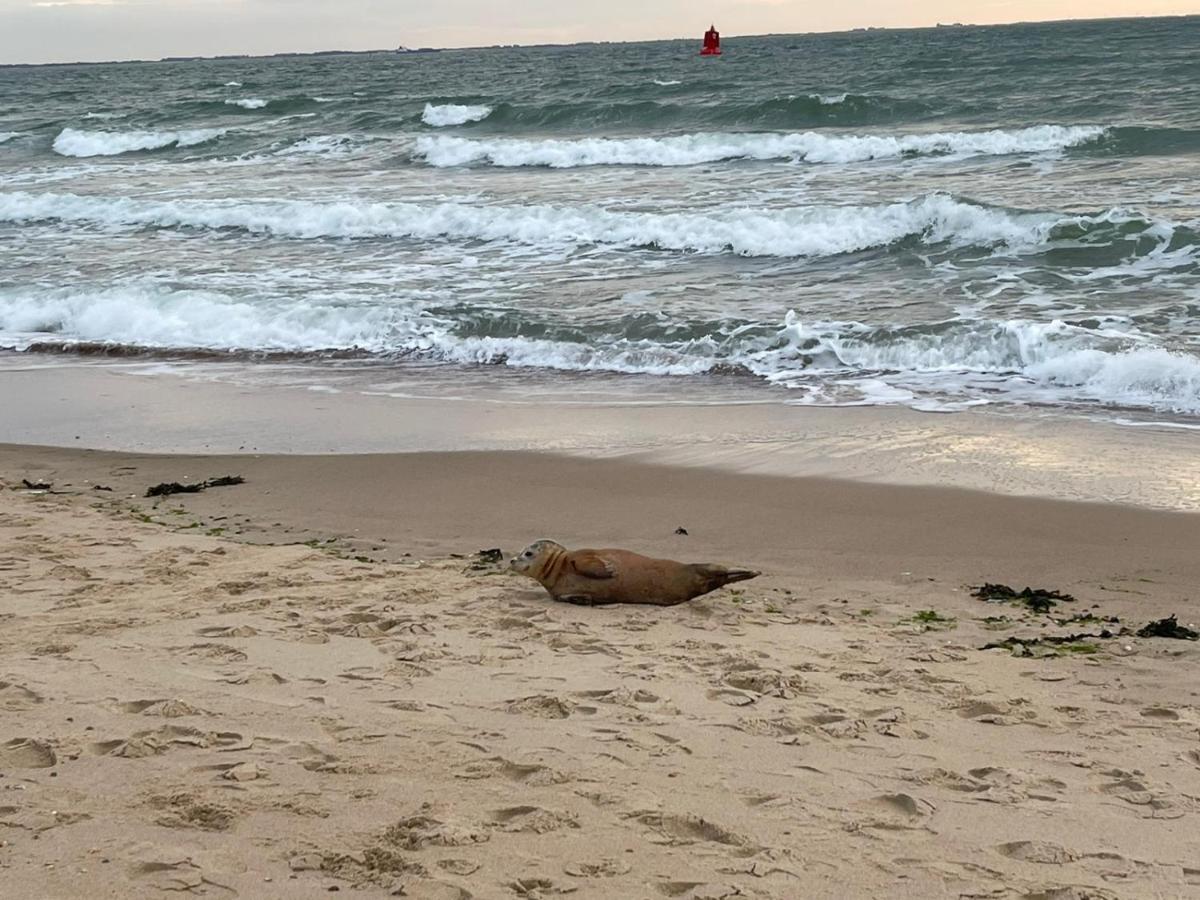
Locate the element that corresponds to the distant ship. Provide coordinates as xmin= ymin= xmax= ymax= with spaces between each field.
xmin=396 ymin=45 xmax=441 ymax=54
xmin=700 ymin=24 xmax=722 ymax=56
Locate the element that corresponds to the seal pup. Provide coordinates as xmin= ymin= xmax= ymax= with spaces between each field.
xmin=510 ymin=539 xmax=759 ymax=607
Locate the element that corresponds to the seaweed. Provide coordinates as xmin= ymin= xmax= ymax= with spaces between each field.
xmin=902 ymin=609 xmax=957 ymax=630
xmin=971 ymin=582 xmax=1076 ymax=612
xmin=1053 ymin=612 xmax=1120 ymax=627
xmin=982 ymin=629 xmax=1123 ymax=657
xmin=467 ymin=548 xmax=505 ymax=571
xmin=674 ymin=527 xmax=689 ymax=535
xmin=20 ymin=479 xmax=53 ymax=490
xmin=1136 ymin=615 xmax=1199 ymax=641
xmin=145 ymin=476 xmax=245 ymax=498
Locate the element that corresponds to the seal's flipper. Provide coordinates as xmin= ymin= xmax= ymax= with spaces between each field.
xmin=692 ymin=564 xmax=760 ymax=594
xmin=570 ymin=553 xmax=617 ymax=579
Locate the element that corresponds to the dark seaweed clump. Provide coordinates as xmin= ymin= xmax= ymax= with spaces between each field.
xmin=145 ymin=475 xmax=245 ymax=497
xmin=1136 ymin=615 xmax=1199 ymax=641
xmin=971 ymin=583 xmax=1076 ymax=612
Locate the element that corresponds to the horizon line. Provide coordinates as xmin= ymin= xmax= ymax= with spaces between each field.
xmin=1 ymin=12 xmax=1194 ymax=69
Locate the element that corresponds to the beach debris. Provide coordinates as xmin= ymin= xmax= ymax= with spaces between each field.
xmin=145 ymin=476 xmax=245 ymax=498
xmin=1053 ymin=612 xmax=1120 ymax=627
xmin=467 ymin=548 xmax=505 ymax=571
xmin=982 ymin=628 xmax=1126 ymax=657
xmin=1136 ymin=615 xmax=1199 ymax=641
xmin=900 ymin=609 xmax=957 ymax=631
xmin=675 ymin=527 xmax=689 ymax=535
xmin=971 ymin=582 xmax=1076 ymax=612
xmin=92 ymin=484 xmax=114 ymax=492
xmin=20 ymin=479 xmax=53 ymax=491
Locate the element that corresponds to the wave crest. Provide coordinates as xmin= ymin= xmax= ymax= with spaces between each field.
xmin=421 ymin=103 xmax=493 ymax=127
xmin=0 ymin=190 xmax=1092 ymax=258
xmin=52 ymin=127 xmax=226 ymax=157
xmin=415 ymin=124 xmax=1107 ymax=168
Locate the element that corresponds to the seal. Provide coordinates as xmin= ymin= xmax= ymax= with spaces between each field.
xmin=510 ymin=539 xmax=760 ymax=606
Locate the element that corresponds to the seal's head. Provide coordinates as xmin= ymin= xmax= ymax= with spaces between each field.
xmin=510 ymin=539 xmax=564 ymax=578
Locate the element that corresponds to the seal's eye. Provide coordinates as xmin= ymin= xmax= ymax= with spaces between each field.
xmin=523 ymin=550 xmax=533 ymax=558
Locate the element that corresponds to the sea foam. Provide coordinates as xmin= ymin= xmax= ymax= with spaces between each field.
xmin=52 ymin=127 xmax=226 ymax=157
xmin=3 ymin=284 xmax=1197 ymax=414
xmin=225 ymin=98 xmax=268 ymax=109
xmin=421 ymin=103 xmax=493 ymax=127
xmin=416 ymin=124 xmax=1107 ymax=167
xmin=0 ymin=190 xmax=1072 ymax=257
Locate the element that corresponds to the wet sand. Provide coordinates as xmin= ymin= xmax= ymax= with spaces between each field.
xmin=3 ymin=358 xmax=1200 ymax=510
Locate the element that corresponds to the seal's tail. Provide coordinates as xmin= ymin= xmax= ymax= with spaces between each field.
xmin=694 ymin=565 xmax=761 ymax=593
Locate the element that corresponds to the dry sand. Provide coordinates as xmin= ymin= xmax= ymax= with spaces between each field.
xmin=2 ymin=447 xmax=1200 ymax=899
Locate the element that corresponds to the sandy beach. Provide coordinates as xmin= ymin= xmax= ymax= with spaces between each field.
xmin=6 ymin=10 xmax=1200 ymax=898
xmin=3 ymin=425 xmax=1200 ymax=898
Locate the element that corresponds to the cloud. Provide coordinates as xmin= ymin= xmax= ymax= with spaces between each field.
xmin=31 ymin=0 xmax=133 ymax=6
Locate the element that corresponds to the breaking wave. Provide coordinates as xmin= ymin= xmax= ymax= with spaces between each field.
xmin=52 ymin=127 xmax=226 ymax=157
xmin=0 ymin=132 xmax=19 ymax=145
xmin=3 ymin=285 xmax=1198 ymax=415
xmin=3 ymin=190 xmax=1152 ymax=258
xmin=421 ymin=103 xmax=493 ymax=127
xmin=415 ymin=124 xmax=1107 ymax=167
xmin=225 ymin=97 xmax=268 ymax=110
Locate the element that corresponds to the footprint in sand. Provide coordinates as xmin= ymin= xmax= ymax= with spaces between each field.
xmin=628 ymin=811 xmax=756 ymax=855
xmin=115 ymin=698 xmax=208 ymax=717
xmin=194 ymin=624 xmax=258 ymax=638
xmin=382 ymin=809 xmax=490 ymax=849
xmin=0 ymin=680 xmax=44 ymax=711
xmin=0 ymin=737 xmax=57 ymax=768
xmin=490 ymin=805 xmax=579 ymax=834
xmin=131 ymin=848 xmax=236 ymax=895
xmin=564 ymin=859 xmax=632 ymax=878
xmin=507 ymin=876 xmax=579 ymax=897
xmin=721 ymin=667 xmax=807 ymax=699
xmin=997 ymin=840 xmax=1077 ymax=864
xmin=392 ymin=878 xmax=473 ymax=900
xmin=456 ymin=757 xmax=570 ymax=786
xmin=870 ymin=792 xmax=936 ymax=819
xmin=438 ymin=858 xmax=482 ymax=876
xmin=176 ymin=642 xmax=248 ymax=663
xmin=150 ymin=792 xmax=236 ymax=831
xmin=1139 ymin=706 xmax=1180 ymax=721
xmin=91 ymin=725 xmax=249 ymax=758
xmin=504 ymin=695 xmax=576 ymax=719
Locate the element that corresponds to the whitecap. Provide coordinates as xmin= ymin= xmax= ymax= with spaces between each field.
xmin=415 ymin=124 xmax=1108 ymax=168
xmin=0 ymin=190 xmax=1068 ymax=258
xmin=51 ymin=127 xmax=227 ymax=157
xmin=225 ymin=97 xmax=267 ymax=109
xmin=421 ymin=103 xmax=493 ymax=127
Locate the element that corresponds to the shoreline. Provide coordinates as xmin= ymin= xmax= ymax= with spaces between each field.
xmin=6 ymin=443 xmax=1200 ymax=589
xmin=3 ymin=359 xmax=1199 ymax=511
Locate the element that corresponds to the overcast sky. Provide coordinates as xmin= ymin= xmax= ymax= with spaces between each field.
xmin=1 ymin=0 xmax=1195 ymax=65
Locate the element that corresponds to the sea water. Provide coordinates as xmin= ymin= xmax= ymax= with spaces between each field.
xmin=1 ymin=17 xmax=1199 ymax=420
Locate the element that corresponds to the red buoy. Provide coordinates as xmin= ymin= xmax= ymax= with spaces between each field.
xmin=700 ymin=24 xmax=722 ymax=56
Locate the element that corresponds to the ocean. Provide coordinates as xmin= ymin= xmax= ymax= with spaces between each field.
xmin=2 ymin=16 xmax=1199 ymax=422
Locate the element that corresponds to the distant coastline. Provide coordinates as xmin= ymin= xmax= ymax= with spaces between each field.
xmin=2 ymin=13 xmax=1195 ymax=68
